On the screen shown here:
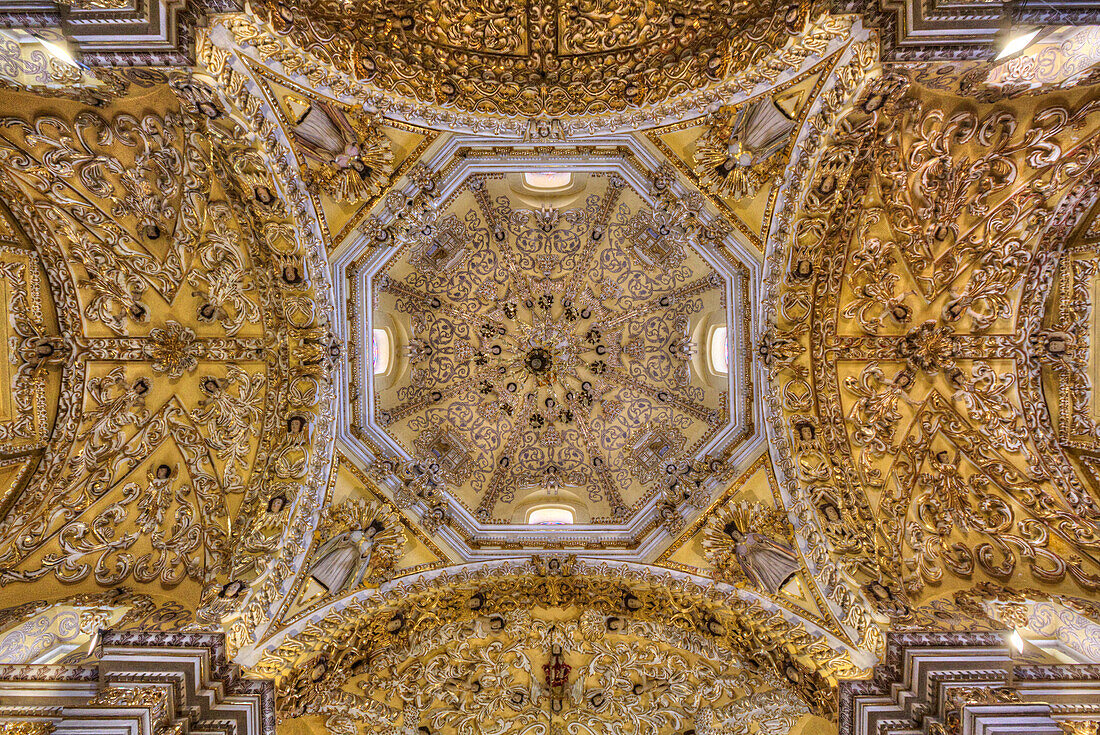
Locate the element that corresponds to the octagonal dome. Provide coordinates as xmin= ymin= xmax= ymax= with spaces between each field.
xmin=337 ymin=140 xmax=759 ymax=557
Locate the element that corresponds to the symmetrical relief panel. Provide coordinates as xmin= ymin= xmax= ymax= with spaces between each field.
xmin=251 ymin=0 xmax=818 ymax=118
xmin=0 ymin=203 xmax=64 ymax=518
xmin=762 ymin=68 xmax=1100 ymax=645
xmin=256 ymin=562 xmax=859 ymax=735
xmin=372 ymin=173 xmax=728 ymax=524
xmin=340 ymin=145 xmax=757 ymax=553
xmin=1042 ymin=218 xmax=1100 ymax=457
xmin=0 ymin=78 xmax=338 ymax=627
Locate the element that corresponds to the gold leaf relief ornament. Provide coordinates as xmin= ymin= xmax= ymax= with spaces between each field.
xmin=702 ymin=502 xmax=800 ymax=594
xmin=254 ymin=0 xmax=813 ymax=118
xmin=694 ymin=96 xmax=796 ymax=200
xmin=306 ymin=499 xmax=407 ymax=598
xmin=191 ymin=366 xmax=266 ymax=491
xmin=286 ymin=98 xmax=394 ymax=203
xmin=145 ymin=321 xmax=199 ymax=379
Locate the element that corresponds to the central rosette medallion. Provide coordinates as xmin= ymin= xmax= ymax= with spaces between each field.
xmin=524 ymin=348 xmax=552 ymax=377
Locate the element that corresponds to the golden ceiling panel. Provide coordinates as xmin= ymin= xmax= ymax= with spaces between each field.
xmin=5 ymin=3 xmax=1100 ymax=734
xmin=645 ymin=55 xmax=839 ymax=249
xmin=337 ymin=142 xmax=762 ymax=555
xmin=0 ymin=79 xmax=339 ymax=626
xmin=255 ymin=562 xmax=861 ymax=732
xmin=243 ymin=64 xmax=442 ymax=251
xmin=762 ymin=70 xmax=1100 ymax=654
xmin=251 ymin=0 xmax=818 ymax=118
xmin=261 ymin=453 xmax=453 ymax=633
xmin=0 ymin=202 xmax=62 ymax=467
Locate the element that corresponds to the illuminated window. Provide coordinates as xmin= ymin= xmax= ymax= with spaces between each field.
xmin=372 ymin=328 xmax=391 ymax=375
xmin=524 ymin=172 xmax=572 ymax=191
xmin=710 ymin=326 xmax=729 ymax=374
xmin=528 ymin=506 xmax=574 ymax=525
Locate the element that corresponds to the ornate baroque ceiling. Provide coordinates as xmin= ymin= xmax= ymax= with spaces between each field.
xmin=2 ymin=2 xmax=1100 ymax=735
xmin=253 ymin=0 xmax=817 ymax=117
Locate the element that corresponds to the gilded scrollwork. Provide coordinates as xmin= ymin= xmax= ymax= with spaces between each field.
xmin=258 ymin=562 xmax=859 ymax=732
xmin=761 ymin=50 xmax=1100 ymax=658
xmin=0 ymin=78 xmax=337 ymax=617
xmin=368 ymin=170 xmax=734 ymax=528
xmin=251 ymin=0 xmax=815 ymax=118
xmin=6 ymin=5 xmax=1100 ymax=734
xmin=208 ymin=10 xmax=854 ymax=135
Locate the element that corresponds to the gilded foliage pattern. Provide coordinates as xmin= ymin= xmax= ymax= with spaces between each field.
xmin=253 ymin=0 xmax=815 ymax=118
xmin=259 ymin=563 xmax=858 ymax=732
xmin=7 ymin=8 xmax=1100 ymax=735
xmin=0 ymin=75 xmax=339 ymax=630
xmin=762 ymin=68 xmax=1100 ymax=651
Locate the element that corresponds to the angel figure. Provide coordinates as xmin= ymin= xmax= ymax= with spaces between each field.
xmin=694 ymin=95 xmax=797 ymax=200
xmin=286 ymin=97 xmax=394 ymax=203
xmin=195 ymin=578 xmax=248 ymax=625
xmin=304 ymin=499 xmax=407 ymax=600
xmin=727 ymin=525 xmax=800 ymax=594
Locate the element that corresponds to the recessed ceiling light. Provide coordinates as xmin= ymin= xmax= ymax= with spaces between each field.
xmin=524 ymin=172 xmax=571 ymax=190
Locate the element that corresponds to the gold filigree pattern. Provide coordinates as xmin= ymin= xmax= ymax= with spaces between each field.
xmin=5 ymin=7 xmax=1100 ymax=735
xmin=369 ymin=171 xmax=733 ymax=525
xmin=258 ymin=562 xmax=861 ymax=731
xmin=252 ymin=0 xmax=817 ymax=118
xmin=762 ymin=68 xmax=1100 ymax=645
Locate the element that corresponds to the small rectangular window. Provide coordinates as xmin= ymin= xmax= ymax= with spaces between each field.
xmin=524 ymin=172 xmax=572 ymax=190
xmin=528 ymin=506 xmax=574 ymax=525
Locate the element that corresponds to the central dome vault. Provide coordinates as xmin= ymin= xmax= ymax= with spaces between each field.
xmin=337 ymin=140 xmax=759 ymax=557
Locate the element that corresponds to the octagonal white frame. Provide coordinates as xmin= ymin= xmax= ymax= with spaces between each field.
xmin=330 ymin=132 xmax=764 ymax=561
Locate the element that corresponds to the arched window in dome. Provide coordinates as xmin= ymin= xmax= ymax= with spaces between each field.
xmin=524 ymin=172 xmax=572 ymax=191
xmin=372 ymin=328 xmax=391 ymax=375
xmin=709 ymin=325 xmax=729 ymax=375
xmin=527 ymin=506 xmax=574 ymax=525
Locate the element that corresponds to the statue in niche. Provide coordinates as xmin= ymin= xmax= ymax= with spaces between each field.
xmin=308 ymin=522 xmax=382 ymax=594
xmin=703 ymin=502 xmax=800 ymax=594
xmin=285 ymin=96 xmax=394 ymax=203
xmin=304 ymin=499 xmax=406 ymax=599
xmin=694 ymin=92 xmax=800 ymax=200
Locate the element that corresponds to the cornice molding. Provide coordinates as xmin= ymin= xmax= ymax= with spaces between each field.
xmin=0 ymin=630 xmax=274 ymax=735
xmin=0 ymin=0 xmax=242 ymax=65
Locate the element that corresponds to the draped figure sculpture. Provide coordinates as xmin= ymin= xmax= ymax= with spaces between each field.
xmin=299 ymin=498 xmax=408 ymax=604
xmin=702 ymin=502 xmax=800 ymax=594
xmin=723 ymin=523 xmax=800 ymax=594
xmin=308 ymin=521 xmax=383 ymax=595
